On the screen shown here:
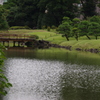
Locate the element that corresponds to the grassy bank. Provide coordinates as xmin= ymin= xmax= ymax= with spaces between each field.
xmin=8 ymin=29 xmax=100 ymax=50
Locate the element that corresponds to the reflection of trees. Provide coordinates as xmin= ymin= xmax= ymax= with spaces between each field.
xmin=59 ymin=65 xmax=100 ymax=100
xmin=61 ymin=85 xmax=78 ymax=100
xmin=0 ymin=95 xmax=3 ymax=100
xmin=61 ymin=85 xmax=100 ymax=100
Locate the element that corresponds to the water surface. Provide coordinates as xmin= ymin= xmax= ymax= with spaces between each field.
xmin=3 ymin=48 xmax=100 ymax=100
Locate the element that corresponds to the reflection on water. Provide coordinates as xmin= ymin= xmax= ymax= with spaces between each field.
xmin=4 ymin=58 xmax=64 ymax=100
xmin=60 ymin=64 xmax=100 ymax=100
xmin=3 ymin=48 xmax=100 ymax=100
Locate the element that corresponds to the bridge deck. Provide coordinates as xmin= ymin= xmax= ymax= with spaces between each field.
xmin=0 ymin=38 xmax=34 ymax=41
xmin=0 ymin=34 xmax=34 ymax=47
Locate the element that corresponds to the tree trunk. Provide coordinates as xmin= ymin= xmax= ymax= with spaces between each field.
xmin=80 ymin=0 xmax=84 ymax=6
xmin=95 ymin=36 xmax=98 ymax=40
xmin=80 ymin=0 xmax=87 ymax=19
xmin=75 ymin=35 xmax=78 ymax=41
xmin=65 ymin=34 xmax=69 ymax=41
xmin=86 ymin=35 xmax=91 ymax=40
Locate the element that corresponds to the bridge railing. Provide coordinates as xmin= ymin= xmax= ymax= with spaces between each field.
xmin=0 ymin=34 xmax=31 ymax=39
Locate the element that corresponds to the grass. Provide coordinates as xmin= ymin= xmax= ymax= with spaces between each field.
xmin=5 ymin=29 xmax=100 ymax=50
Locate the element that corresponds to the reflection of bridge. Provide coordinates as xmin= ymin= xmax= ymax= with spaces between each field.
xmin=0 ymin=34 xmax=34 ymax=47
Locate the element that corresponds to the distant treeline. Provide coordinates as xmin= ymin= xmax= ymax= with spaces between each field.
xmin=2 ymin=0 xmax=100 ymax=28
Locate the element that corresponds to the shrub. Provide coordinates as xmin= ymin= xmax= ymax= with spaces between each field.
xmin=29 ymin=35 xmax=39 ymax=39
xmin=0 ymin=44 xmax=12 ymax=96
xmin=51 ymin=25 xmax=56 ymax=29
xmin=10 ymin=26 xmax=30 ymax=30
xmin=42 ymin=25 xmax=46 ymax=29
xmin=47 ymin=26 xmax=51 ymax=31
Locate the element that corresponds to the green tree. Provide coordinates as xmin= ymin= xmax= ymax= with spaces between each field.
xmin=3 ymin=0 xmax=17 ymax=9
xmin=4 ymin=0 xmax=79 ymax=28
xmin=80 ymin=0 xmax=97 ymax=18
xmin=89 ymin=15 xmax=100 ymax=24
xmin=57 ymin=22 xmax=72 ymax=41
xmin=78 ymin=20 xmax=91 ymax=39
xmin=0 ymin=5 xmax=9 ymax=30
xmin=72 ymin=27 xmax=79 ymax=41
xmin=38 ymin=0 xmax=79 ymax=27
xmin=71 ymin=18 xmax=80 ymax=41
xmin=62 ymin=17 xmax=72 ymax=24
xmin=3 ymin=0 xmax=40 ymax=28
xmin=72 ymin=18 xmax=80 ymax=27
xmin=88 ymin=22 xmax=100 ymax=39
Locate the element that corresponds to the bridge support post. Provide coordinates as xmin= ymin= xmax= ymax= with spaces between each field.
xmin=3 ymin=41 xmax=5 ymax=46
xmin=18 ymin=42 xmax=20 ymax=47
xmin=7 ymin=41 xmax=9 ymax=47
xmin=13 ymin=41 xmax=16 ymax=47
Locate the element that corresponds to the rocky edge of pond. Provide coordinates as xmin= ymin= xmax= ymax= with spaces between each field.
xmin=25 ymin=40 xmax=100 ymax=53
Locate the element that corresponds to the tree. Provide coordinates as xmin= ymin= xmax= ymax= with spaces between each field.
xmin=3 ymin=0 xmax=18 ymax=9
xmin=57 ymin=22 xmax=72 ymax=41
xmin=72 ymin=18 xmax=80 ymax=27
xmin=72 ymin=27 xmax=79 ymax=41
xmin=38 ymin=0 xmax=79 ymax=27
xmin=3 ymin=0 xmax=40 ymax=28
xmin=62 ymin=17 xmax=72 ymax=24
xmin=71 ymin=18 xmax=80 ymax=41
xmin=88 ymin=22 xmax=100 ymax=39
xmin=78 ymin=20 xmax=91 ymax=39
xmin=4 ymin=0 xmax=79 ymax=28
xmin=0 ymin=5 xmax=9 ymax=30
xmin=89 ymin=15 xmax=100 ymax=24
xmin=80 ymin=0 xmax=97 ymax=18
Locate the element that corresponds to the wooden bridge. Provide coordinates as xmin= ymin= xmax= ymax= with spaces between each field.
xmin=0 ymin=34 xmax=34 ymax=47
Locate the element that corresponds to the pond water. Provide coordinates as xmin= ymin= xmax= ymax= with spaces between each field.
xmin=2 ymin=48 xmax=100 ymax=100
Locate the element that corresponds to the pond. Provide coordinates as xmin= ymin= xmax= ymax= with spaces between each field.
xmin=2 ymin=48 xmax=100 ymax=100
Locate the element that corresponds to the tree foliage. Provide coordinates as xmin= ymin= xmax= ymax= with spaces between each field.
xmin=58 ymin=16 xmax=100 ymax=41
xmin=3 ymin=0 xmax=40 ymax=28
xmin=3 ymin=0 xmax=79 ymax=28
xmin=72 ymin=18 xmax=80 ymax=27
xmin=89 ymin=22 xmax=100 ymax=39
xmin=57 ymin=21 xmax=72 ymax=41
xmin=78 ymin=20 xmax=91 ymax=39
xmin=89 ymin=15 xmax=100 ymax=24
xmin=0 ymin=5 xmax=9 ymax=30
xmin=3 ymin=0 xmax=100 ymax=28
xmin=72 ymin=27 xmax=79 ymax=41
xmin=80 ymin=0 xmax=98 ymax=18
xmin=0 ymin=45 xmax=12 ymax=96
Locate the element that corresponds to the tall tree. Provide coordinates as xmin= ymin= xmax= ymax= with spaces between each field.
xmin=80 ymin=0 xmax=98 ymax=18
xmin=38 ymin=0 xmax=79 ymax=27
xmin=3 ymin=0 xmax=40 ymax=28
xmin=4 ymin=0 xmax=79 ymax=28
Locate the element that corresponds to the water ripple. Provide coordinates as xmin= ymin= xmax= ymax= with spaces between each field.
xmin=3 ymin=58 xmax=100 ymax=100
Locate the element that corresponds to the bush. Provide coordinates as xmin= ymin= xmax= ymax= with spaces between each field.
xmin=10 ymin=26 xmax=30 ymax=30
xmin=29 ymin=35 xmax=39 ymax=39
xmin=47 ymin=26 xmax=51 ymax=31
xmin=51 ymin=25 xmax=56 ymax=29
xmin=56 ymin=27 xmax=59 ymax=31
xmin=42 ymin=25 xmax=46 ymax=29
